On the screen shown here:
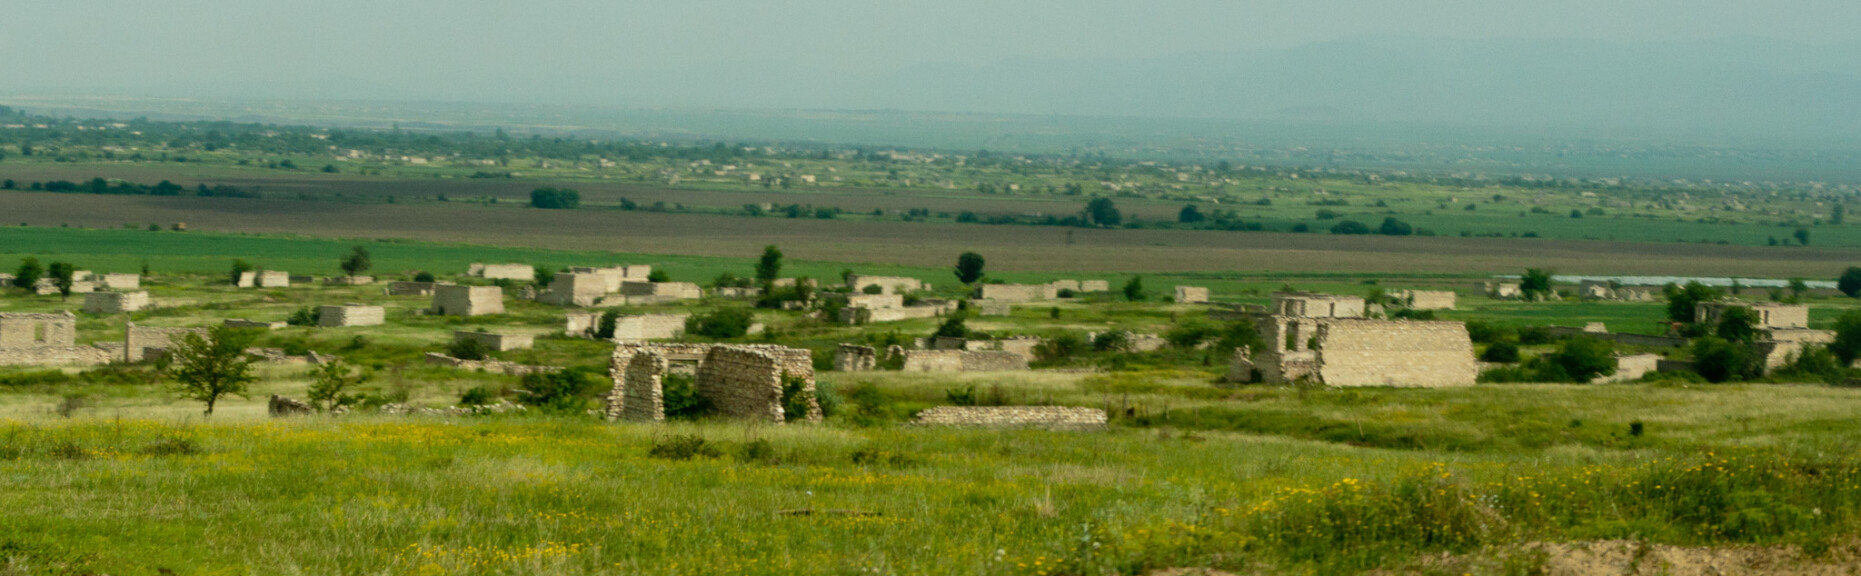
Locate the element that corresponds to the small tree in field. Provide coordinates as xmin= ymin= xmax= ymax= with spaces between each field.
xmin=756 ymin=245 xmax=783 ymax=284
xmin=306 ymin=359 xmax=369 ymax=412
xmin=339 ymin=246 xmax=371 ymax=277
xmin=954 ymin=251 xmax=985 ymax=284
xmin=12 ymin=257 xmax=43 ymax=290
xmin=168 ymin=325 xmax=261 ymax=415
xmin=1122 ymin=276 xmax=1146 ymax=302
xmin=46 ymin=261 xmax=76 ymax=301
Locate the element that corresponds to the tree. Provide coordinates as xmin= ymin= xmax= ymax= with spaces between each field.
xmin=1546 ymin=337 xmax=1616 ymax=382
xmin=954 ymin=251 xmax=986 ymax=284
xmin=168 ymin=325 xmax=261 ymax=415
xmin=1840 ymin=267 xmax=1861 ymax=298
xmin=46 ymin=261 xmax=75 ymax=301
xmin=685 ymin=308 xmax=755 ymax=339
xmin=1122 ymin=276 xmax=1146 ymax=302
xmin=339 ymin=246 xmax=371 ymax=277
xmin=647 ymin=269 xmax=670 ymax=282
xmin=1177 ymin=204 xmax=1206 ymax=224
xmin=1715 ymin=306 xmax=1759 ymax=343
xmin=1085 ymin=197 xmax=1122 ymax=227
xmin=1378 ymin=217 xmax=1413 ymax=236
xmin=933 ymin=313 xmax=968 ymax=339
xmin=1834 ymin=203 xmax=1846 ymax=225
xmin=1520 ymin=268 xmax=1555 ymax=301
xmin=1479 ymin=342 xmax=1521 ymax=363
xmin=755 ymin=245 xmax=783 ymax=283
xmin=529 ymin=187 xmax=581 ymax=209
xmin=1329 ymin=220 xmax=1370 ymax=234
xmin=229 ymin=259 xmax=254 ymax=285
xmin=414 ymin=271 xmax=436 ymax=283
xmin=1829 ymin=310 xmax=1861 ymax=365
xmin=1794 ymin=228 xmax=1811 ymax=246
xmin=1692 ymin=336 xmax=1761 ymax=383
xmin=306 ymin=360 xmax=369 ymax=412
xmin=12 ymin=257 xmax=42 ymax=290
xmin=1664 ymin=281 xmax=1722 ymax=323
xmin=1789 ymin=278 xmax=1810 ymax=299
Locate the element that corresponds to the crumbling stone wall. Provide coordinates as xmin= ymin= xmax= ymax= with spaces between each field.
xmin=1271 ymin=292 xmax=1366 ymax=318
xmin=835 ymin=344 xmax=877 ymax=372
xmin=1080 ymin=280 xmax=1110 ymax=292
xmin=82 ymin=291 xmax=150 ymax=314
xmin=224 ymin=319 xmax=285 ymax=330
xmin=847 ymin=294 xmax=903 ymax=309
xmin=1313 ymin=320 xmax=1477 ymax=387
xmin=423 ymin=352 xmax=555 ymax=375
xmin=325 ymin=276 xmax=374 ymax=286
xmin=1696 ymin=302 xmax=1809 ymax=329
xmin=1225 ymin=347 xmax=1256 ymax=382
xmin=997 ymin=337 xmax=1041 ymax=361
xmin=0 ymin=346 xmax=114 ymax=367
xmin=318 ymin=305 xmax=385 ymax=327
xmin=839 ymin=303 xmax=948 ymax=324
xmin=611 ymin=349 xmax=667 ymax=422
xmin=387 ymin=281 xmax=438 ymax=296
xmin=453 ymin=331 xmax=534 ymax=352
xmin=565 ymin=311 xmax=601 ymax=336
xmin=901 ymin=350 xmax=1028 ymax=372
xmin=612 ymin=314 xmax=689 ymax=341
xmin=125 ymin=324 xmax=207 ymax=363
xmin=540 ymin=272 xmax=608 ymax=307
xmin=100 ymin=273 xmax=140 ymax=290
xmin=1595 ymin=354 xmax=1660 ymax=383
xmin=432 ymin=285 xmax=505 ymax=316
xmin=470 ymin=263 xmax=534 ymax=281
xmin=1174 ymin=286 xmax=1210 ymax=304
xmin=1049 ymin=280 xmax=1081 ymax=292
xmin=1388 ymin=290 xmax=1456 ymax=310
xmin=0 ymin=312 xmax=78 ymax=349
xmin=846 ymin=275 xmax=924 ymax=295
xmin=912 ymin=406 xmax=1107 ymax=429
xmin=980 ymin=283 xmax=1057 ymax=302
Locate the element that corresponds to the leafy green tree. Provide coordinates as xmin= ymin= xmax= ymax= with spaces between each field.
xmin=686 ymin=308 xmax=755 ymax=339
xmin=1829 ymin=310 xmax=1861 ymax=365
xmin=1789 ymin=278 xmax=1809 ymax=299
xmin=1378 ymin=217 xmax=1413 ymax=236
xmin=413 ymin=271 xmax=436 ymax=283
xmin=1664 ymin=281 xmax=1722 ymax=323
xmin=647 ymin=269 xmax=670 ymax=282
xmin=1122 ymin=276 xmax=1146 ymax=302
xmin=1329 ymin=220 xmax=1370 ymax=234
xmin=1840 ymin=267 xmax=1861 ymax=298
xmin=1546 ymin=337 xmax=1615 ymax=382
xmin=12 ymin=257 xmax=43 ymax=290
xmin=1479 ymin=342 xmax=1521 ymax=363
xmin=1835 ymin=203 xmax=1847 ymax=225
xmin=168 ymin=325 xmax=261 ymax=415
xmin=755 ymin=245 xmax=783 ymax=283
xmin=954 ymin=251 xmax=986 ymax=284
xmin=1715 ymin=306 xmax=1760 ymax=343
xmin=306 ymin=360 xmax=369 ymax=412
xmin=1794 ymin=228 xmax=1811 ymax=246
xmin=1177 ymin=204 xmax=1206 ymax=223
xmin=229 ymin=259 xmax=254 ymax=285
xmin=339 ymin=246 xmax=371 ymax=277
xmin=933 ymin=313 xmax=968 ymax=339
xmin=46 ymin=261 xmax=75 ymax=301
xmin=516 ymin=367 xmax=606 ymax=413
xmin=529 ymin=187 xmax=581 ymax=209
xmin=1085 ymin=197 xmax=1122 ymax=227
xmin=1520 ymin=268 xmax=1555 ymax=301
xmin=1692 ymin=336 xmax=1761 ymax=383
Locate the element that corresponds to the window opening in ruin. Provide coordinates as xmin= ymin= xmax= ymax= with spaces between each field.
xmin=1284 ymin=324 xmax=1300 ymax=351
xmin=34 ymin=323 xmax=46 ymax=344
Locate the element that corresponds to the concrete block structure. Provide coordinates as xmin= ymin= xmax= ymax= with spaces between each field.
xmin=82 ymin=291 xmax=150 ymax=314
xmin=469 ymin=263 xmax=535 ymax=281
xmin=257 ymin=270 xmax=291 ymax=288
xmin=386 ymin=281 xmax=438 ymax=296
xmin=606 ymin=343 xmax=819 ymax=423
xmin=846 ymin=275 xmax=925 ymax=295
xmin=539 ymin=272 xmax=608 ymax=307
xmin=1272 ymin=292 xmax=1366 ymax=318
xmin=1174 ymin=286 xmax=1210 ymax=304
xmin=432 ymin=285 xmax=505 ymax=317
xmin=100 ymin=273 xmax=140 ymax=290
xmin=620 ymin=281 xmax=703 ymax=300
xmin=1243 ymin=292 xmax=1476 ymax=387
xmin=235 ymin=271 xmax=257 ymax=288
xmin=317 ymin=305 xmax=385 ymax=327
xmin=912 ymin=406 xmax=1107 ymax=430
xmin=453 ymin=330 xmax=534 ymax=352
xmin=979 ymin=283 xmax=1059 ymax=302
xmin=1696 ymin=301 xmax=1810 ymax=329
xmin=1387 ymin=290 xmax=1457 ymax=310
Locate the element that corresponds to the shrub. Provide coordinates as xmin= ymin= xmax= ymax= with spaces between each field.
xmin=932 ymin=314 xmax=968 ymax=339
xmin=306 ymin=360 xmax=368 ymax=412
xmin=780 ymin=373 xmax=812 ymax=422
xmin=648 ymin=435 xmax=721 ymax=460
xmin=945 ymin=385 xmax=978 ymax=406
xmin=1034 ymin=332 xmax=1087 ymax=363
xmin=647 ymin=269 xmax=671 ymax=282
xmin=141 ymin=437 xmax=200 ymax=456
xmin=1464 ymin=321 xmax=1514 ymax=344
xmin=1329 ymin=220 xmax=1370 ymax=234
xmin=413 ymin=271 xmax=436 ymax=283
xmin=685 ymin=308 xmax=755 ymax=339
xmin=1546 ymin=337 xmax=1615 ymax=382
xmin=529 ymin=187 xmax=581 ymax=209
xmin=446 ymin=337 xmax=490 ymax=361
xmin=1165 ymin=321 xmax=1219 ymax=349
xmin=459 ymin=386 xmax=499 ymax=406
xmin=1093 ymin=330 xmax=1132 ymax=352
xmin=1516 ymin=326 xmax=1553 ymax=345
xmin=515 ymin=367 xmax=606 ymax=413
xmin=1479 ymin=342 xmax=1521 ymax=363
xmin=1693 ymin=337 xmax=1761 ymax=383
xmin=661 ymin=373 xmax=710 ymax=420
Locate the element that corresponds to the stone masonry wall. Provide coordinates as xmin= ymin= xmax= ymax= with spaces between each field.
xmin=847 ymin=275 xmax=924 ymax=295
xmin=607 ymin=343 xmax=818 ymax=422
xmin=696 ymin=347 xmax=787 ymax=422
xmin=0 ymin=312 xmax=78 ymax=349
xmin=453 ymin=331 xmax=534 ymax=352
xmin=1315 ymin=320 xmax=1476 ymax=387
xmin=258 ymin=270 xmax=291 ymax=288
xmin=83 ymin=291 xmax=150 ymax=314
xmin=318 ymin=305 xmax=385 ymax=327
xmin=911 ymin=406 xmax=1108 ymax=429
xmin=618 ymin=349 xmax=668 ymax=422
xmin=386 ymin=281 xmax=438 ymax=296
xmin=901 ymin=350 xmax=1028 ymax=372
xmin=540 ymin=272 xmax=608 ymax=307
xmin=612 ymin=314 xmax=688 ymax=341
xmin=0 ymin=346 xmax=114 ymax=367
xmin=472 ymin=263 xmax=534 ymax=281
xmin=125 ymin=324 xmax=206 ymax=363
xmin=1174 ymin=286 xmax=1210 ymax=304
xmin=100 ymin=273 xmax=140 ymax=290
xmin=1390 ymin=290 xmax=1457 ymax=310
xmin=980 ymin=284 xmax=1057 ymax=302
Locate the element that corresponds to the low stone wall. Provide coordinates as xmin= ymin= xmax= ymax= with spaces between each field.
xmin=325 ymin=276 xmax=375 ymax=286
xmin=386 ymin=281 xmax=438 ymax=296
xmin=224 ymin=319 xmax=286 ymax=330
xmin=540 ymin=272 xmax=608 ymax=307
xmin=846 ymin=275 xmax=924 ymax=295
xmin=1594 ymin=354 xmax=1661 ymax=383
xmin=258 ymin=270 xmax=291 ymax=288
xmin=1080 ymin=280 xmax=1110 ymax=292
xmin=454 ymin=331 xmax=534 ymax=352
xmin=1546 ymin=326 xmax=1690 ymax=348
xmin=847 ymin=294 xmax=903 ymax=309
xmin=423 ymin=352 xmax=555 ymax=375
xmin=980 ymin=283 xmax=1057 ymax=302
xmin=0 ymin=346 xmax=115 ymax=367
xmin=100 ymin=273 xmax=140 ymax=290
xmin=125 ymin=324 xmax=207 ymax=363
xmin=1388 ymin=290 xmax=1457 ymax=311
xmin=565 ymin=311 xmax=601 ymax=336
xmin=607 ymin=343 xmax=818 ymax=423
xmin=977 ymin=302 xmax=1012 ymax=316
xmin=1174 ymin=286 xmax=1210 ymax=304
xmin=620 ymin=281 xmax=703 ymax=299
xmin=82 ymin=291 xmax=150 ymax=314
xmin=1226 ymin=347 xmax=1256 ymax=382
xmin=1314 ymin=320 xmax=1476 ymax=387
xmin=841 ymin=304 xmax=946 ymax=324
xmin=318 ymin=305 xmax=384 ymax=327
xmin=471 ymin=263 xmax=534 ymax=281
xmin=834 ymin=344 xmax=877 ymax=372
xmin=911 ymin=406 xmax=1108 ymax=429
xmin=714 ymin=286 xmax=761 ymax=299
xmin=901 ymin=350 xmax=1029 ymax=372
xmin=612 ymin=314 xmax=689 ymax=341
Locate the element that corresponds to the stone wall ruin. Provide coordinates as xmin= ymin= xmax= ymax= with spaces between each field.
xmin=911 ymin=406 xmax=1108 ymax=429
xmin=834 ymin=344 xmax=877 ymax=372
xmin=901 ymin=350 xmax=1029 ymax=372
xmin=432 ymin=285 xmax=505 ymax=317
xmin=82 ymin=291 xmax=150 ymax=314
xmin=606 ymin=343 xmax=819 ymax=423
xmin=846 ymin=275 xmax=925 ymax=295
xmin=1174 ymin=286 xmax=1210 ymax=304
xmin=453 ymin=331 xmax=534 ymax=352
xmin=318 ymin=305 xmax=385 ymax=327
xmin=469 ymin=263 xmax=535 ymax=281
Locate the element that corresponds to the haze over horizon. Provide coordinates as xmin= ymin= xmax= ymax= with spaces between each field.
xmin=8 ymin=0 xmax=1861 ymax=141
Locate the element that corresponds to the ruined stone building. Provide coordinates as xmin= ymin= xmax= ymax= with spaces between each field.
xmin=432 ymin=285 xmax=505 ymax=317
xmin=1386 ymin=290 xmax=1456 ymax=310
xmin=606 ymin=343 xmax=820 ymax=423
xmin=386 ymin=281 xmax=437 ymax=296
xmin=1577 ymin=281 xmax=1656 ymax=302
xmin=453 ymin=330 xmax=534 ymax=352
xmin=539 ymin=272 xmax=608 ymax=307
xmin=123 ymin=324 xmax=206 ymax=363
xmin=619 ymin=281 xmax=702 ymax=301
xmin=846 ymin=275 xmax=926 ymax=295
xmin=900 ymin=349 xmax=1029 ymax=372
xmin=1174 ymin=286 xmax=1210 ymax=304
xmin=258 ymin=270 xmax=291 ymax=288
xmin=609 ymin=314 xmax=688 ymax=341
xmin=0 ymin=312 xmax=112 ymax=366
xmin=1695 ymin=301 xmax=1809 ymax=329
xmin=82 ymin=291 xmax=150 ymax=314
xmin=912 ymin=406 xmax=1107 ymax=429
xmin=834 ymin=344 xmax=877 ymax=372
xmin=1239 ymin=292 xmax=1476 ymax=387
xmin=99 ymin=273 xmax=140 ymax=290
xmin=979 ymin=283 xmax=1059 ymax=302
xmin=468 ymin=263 xmax=535 ymax=281
xmin=318 ymin=305 xmax=385 ymax=327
